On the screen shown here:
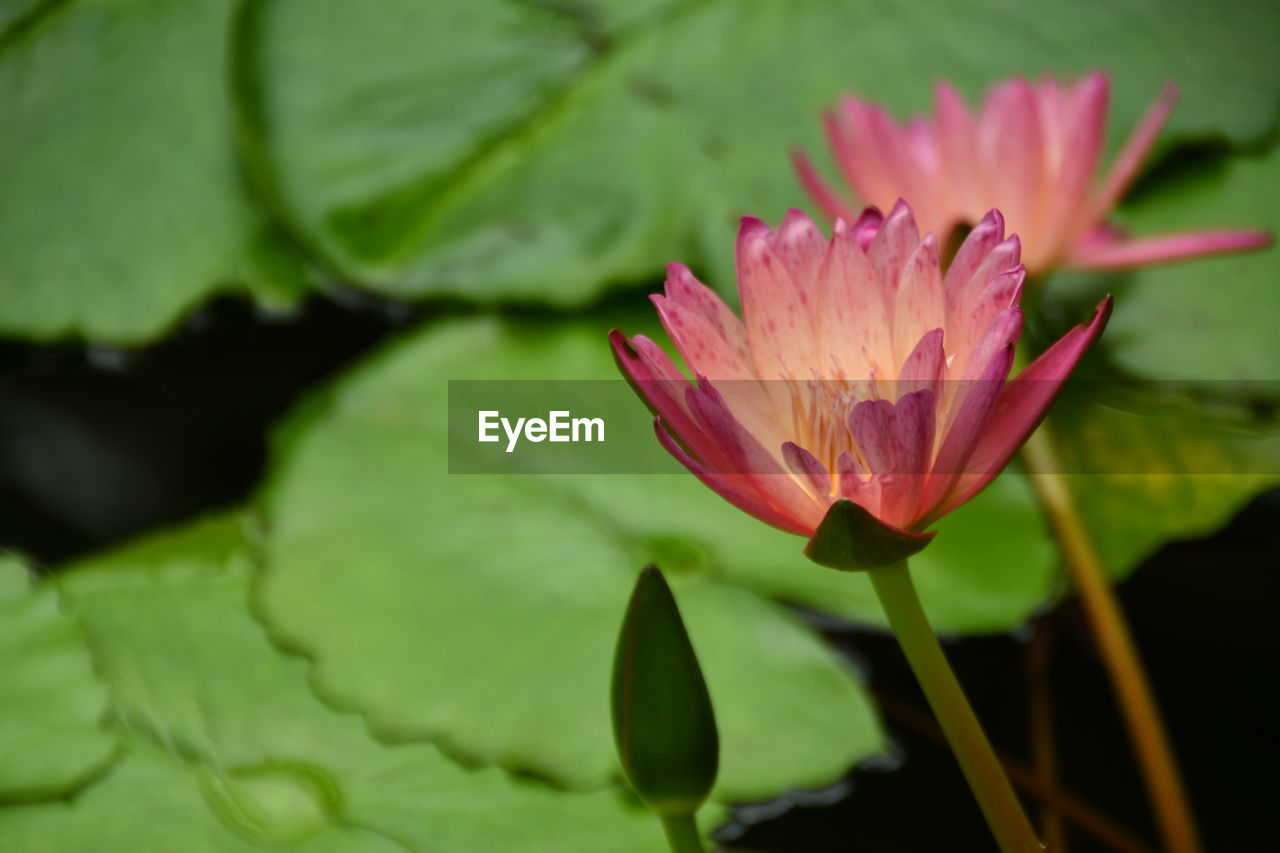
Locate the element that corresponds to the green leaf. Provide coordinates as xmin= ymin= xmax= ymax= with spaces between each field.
xmin=1045 ymin=388 xmax=1280 ymax=579
xmin=572 ymin=466 xmax=1059 ymax=636
xmin=235 ymin=0 xmax=1280 ymax=306
xmin=1077 ymin=144 xmax=1280 ymax=386
xmin=1040 ymin=144 xmax=1280 ymax=578
xmin=232 ymin=0 xmax=597 ymax=288
xmin=258 ymin=315 xmax=884 ymax=801
xmin=0 ymin=0 xmax=308 ymax=343
xmin=0 ymin=555 xmax=116 ymax=802
xmin=0 ymin=0 xmax=50 ymax=37
xmin=0 ymin=514 xmax=670 ymax=851
xmin=0 ymin=746 xmax=403 ymax=853
xmin=613 ymin=567 xmax=718 ymax=815
xmin=804 ymin=501 xmax=936 ymax=572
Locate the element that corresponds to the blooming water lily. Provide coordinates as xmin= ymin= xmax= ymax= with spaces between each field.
xmin=794 ymin=74 xmax=1269 ymax=275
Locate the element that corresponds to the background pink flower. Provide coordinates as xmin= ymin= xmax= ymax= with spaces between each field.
xmin=795 ymin=73 xmax=1269 ymax=275
xmin=612 ymin=204 xmax=1110 ymax=537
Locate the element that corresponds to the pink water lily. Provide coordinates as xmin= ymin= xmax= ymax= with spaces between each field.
xmin=612 ymin=204 xmax=1110 ymax=538
xmin=794 ymin=73 xmax=1269 ymax=275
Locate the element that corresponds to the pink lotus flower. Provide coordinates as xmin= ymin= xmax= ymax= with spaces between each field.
xmin=794 ymin=74 xmax=1269 ymax=275
xmin=611 ymin=204 xmax=1110 ymax=538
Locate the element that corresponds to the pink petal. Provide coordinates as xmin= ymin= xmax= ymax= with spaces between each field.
xmin=898 ymin=327 xmax=946 ymax=401
xmin=1034 ymin=76 xmax=1069 ymax=164
xmin=1040 ymin=73 xmax=1109 ymax=247
xmin=663 ymin=262 xmax=749 ymax=357
xmin=1090 ymin=81 xmax=1178 ymax=222
xmin=978 ymin=78 xmax=1044 ymax=244
xmin=814 ymin=218 xmax=889 ymax=375
xmin=954 ymin=305 xmax=1023 ymax=387
xmin=902 ymin=118 xmax=941 ymax=176
xmin=935 ymin=81 xmax=981 ymax=215
xmin=891 ymin=390 xmax=937 ymax=475
xmin=793 ymin=149 xmax=859 ymax=224
xmin=736 ymin=217 xmax=817 ymax=379
xmin=651 ymin=293 xmax=754 ymax=381
xmin=610 ymin=331 xmax=713 ymax=459
xmin=832 ymin=98 xmax=897 ymax=208
xmin=835 ymin=451 xmax=881 ymax=517
xmin=1066 ymin=228 xmax=1273 ymax=269
xmin=957 ymin=267 xmax=1026 ymax=364
xmin=893 ymin=233 xmax=946 ymax=364
xmin=883 ymin=390 xmax=937 ymax=525
xmin=849 ymin=398 xmax=895 ymax=475
xmin=770 ymin=208 xmax=830 ymax=288
xmin=845 ymin=206 xmax=885 ymax=250
xmin=867 ymin=199 xmax=920 ymax=290
xmin=948 ymin=227 xmax=1021 ymax=325
xmin=654 ymin=418 xmax=813 ymax=536
xmin=943 ymin=209 xmax=1006 ymax=312
xmin=865 ymin=105 xmax=931 ymax=221
xmin=919 ymin=337 xmax=1017 ymax=519
xmin=685 ymin=381 xmax=823 ymax=518
xmin=944 ymin=296 xmax=1113 ymax=512
xmin=782 ymin=441 xmax=832 ymax=496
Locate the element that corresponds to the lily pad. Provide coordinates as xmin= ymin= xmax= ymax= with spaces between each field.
xmin=0 ymin=515 xmax=670 ymax=851
xmin=1095 ymin=144 xmax=1279 ymax=385
xmin=258 ymin=316 xmax=888 ymax=799
xmin=235 ymin=0 xmax=1280 ymax=306
xmin=0 ymin=0 xmax=307 ymax=343
xmin=1032 ymin=143 xmax=1280 ymax=578
xmin=0 ymin=555 xmax=116 ymax=802
xmin=0 ymin=0 xmax=50 ymax=36
xmin=256 ymin=313 xmax=1074 ymax=801
xmin=1045 ymin=386 xmax=1280 ymax=579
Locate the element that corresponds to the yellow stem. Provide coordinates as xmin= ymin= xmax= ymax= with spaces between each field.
xmin=1019 ymin=421 xmax=1202 ymax=853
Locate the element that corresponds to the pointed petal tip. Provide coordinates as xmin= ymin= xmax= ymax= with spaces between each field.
xmin=738 ymin=215 xmax=772 ymax=242
xmin=781 ymin=207 xmax=818 ymax=228
xmin=934 ymin=79 xmax=962 ymax=99
xmin=1002 ymin=233 xmax=1022 ymax=265
xmin=852 ymin=205 xmax=885 ymax=229
xmin=1075 ymin=71 xmax=1110 ymax=100
xmin=888 ymin=198 xmax=913 ymax=219
xmin=977 ymin=208 xmax=1005 ymax=235
xmin=1093 ymin=293 xmax=1115 ymax=326
xmin=609 ymin=327 xmax=636 ymax=356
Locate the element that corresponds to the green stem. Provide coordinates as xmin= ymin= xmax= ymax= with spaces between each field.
xmin=870 ymin=562 xmax=1042 ymax=853
xmin=659 ymin=814 xmax=704 ymax=853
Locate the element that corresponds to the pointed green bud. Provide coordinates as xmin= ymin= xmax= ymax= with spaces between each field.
xmin=804 ymin=499 xmax=935 ymax=571
xmin=611 ymin=566 xmax=718 ymax=816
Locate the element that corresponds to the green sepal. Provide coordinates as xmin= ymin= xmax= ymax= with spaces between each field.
xmin=803 ymin=500 xmax=936 ymax=571
xmin=611 ymin=566 xmax=718 ymax=816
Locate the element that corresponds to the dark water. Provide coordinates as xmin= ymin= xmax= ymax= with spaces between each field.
xmin=1 ymin=294 xmax=1275 ymax=852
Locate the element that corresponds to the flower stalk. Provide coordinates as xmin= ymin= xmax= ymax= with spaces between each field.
xmin=659 ymin=815 xmax=704 ymax=853
xmin=870 ymin=561 xmax=1042 ymax=853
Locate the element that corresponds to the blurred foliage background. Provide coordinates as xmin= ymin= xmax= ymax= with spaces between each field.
xmin=0 ymin=0 xmax=1277 ymax=850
